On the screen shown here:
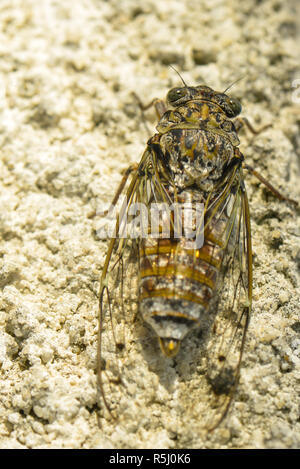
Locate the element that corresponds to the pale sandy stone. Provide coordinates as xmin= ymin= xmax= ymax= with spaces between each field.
xmin=0 ymin=0 xmax=299 ymax=449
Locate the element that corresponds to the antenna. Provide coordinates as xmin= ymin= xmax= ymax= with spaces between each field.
xmin=169 ymin=64 xmax=188 ymax=87
xmin=223 ymin=75 xmax=245 ymax=94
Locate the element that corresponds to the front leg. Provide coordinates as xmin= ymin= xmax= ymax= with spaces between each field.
xmin=234 ymin=116 xmax=271 ymax=135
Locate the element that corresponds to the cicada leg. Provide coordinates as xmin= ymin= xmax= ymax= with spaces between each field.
xmin=131 ymin=92 xmax=167 ymax=119
xmin=243 ymin=163 xmax=298 ymax=206
xmin=234 ymin=118 xmax=298 ymax=206
xmin=234 ymin=116 xmax=271 ymax=135
xmin=131 ymin=92 xmax=167 ymax=135
xmin=104 ymin=163 xmax=139 ymax=215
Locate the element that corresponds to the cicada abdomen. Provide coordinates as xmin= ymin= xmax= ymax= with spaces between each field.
xmin=139 ymin=187 xmax=236 ymax=359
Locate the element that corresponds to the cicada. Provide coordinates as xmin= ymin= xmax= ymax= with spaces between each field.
xmin=97 ymin=81 xmax=297 ymax=431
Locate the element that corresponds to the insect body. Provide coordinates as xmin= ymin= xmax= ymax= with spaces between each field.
xmin=98 ymin=83 xmax=294 ymax=430
xmin=138 ymin=86 xmax=248 ymax=360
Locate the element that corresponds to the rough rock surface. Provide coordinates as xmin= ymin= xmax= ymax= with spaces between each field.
xmin=0 ymin=0 xmax=299 ymax=448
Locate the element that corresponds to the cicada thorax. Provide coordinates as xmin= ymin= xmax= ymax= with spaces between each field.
xmin=155 ymin=100 xmax=240 ymax=193
xmin=138 ymin=97 xmax=242 ymax=358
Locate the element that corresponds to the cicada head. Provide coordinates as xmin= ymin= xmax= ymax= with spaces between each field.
xmin=212 ymin=92 xmax=242 ymax=118
xmin=167 ymin=85 xmax=242 ymax=118
xmin=166 ymin=86 xmax=198 ymax=107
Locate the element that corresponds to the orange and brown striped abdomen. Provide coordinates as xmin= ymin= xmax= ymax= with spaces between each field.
xmin=139 ymin=226 xmax=225 ymax=352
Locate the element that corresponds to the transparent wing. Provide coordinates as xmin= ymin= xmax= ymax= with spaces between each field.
xmin=201 ymin=167 xmax=252 ymax=431
xmin=97 ymin=145 xmax=169 ymax=421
